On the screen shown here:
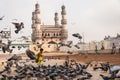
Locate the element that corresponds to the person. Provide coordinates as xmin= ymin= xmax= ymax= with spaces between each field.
xmin=36 ymin=48 xmax=43 ymax=64
xmin=101 ymin=45 xmax=104 ymax=50
xmin=111 ymin=43 xmax=116 ymax=54
xmin=95 ymin=45 xmax=98 ymax=54
xmin=119 ymin=48 xmax=120 ymax=54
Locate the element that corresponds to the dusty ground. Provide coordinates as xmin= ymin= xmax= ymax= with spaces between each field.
xmin=43 ymin=53 xmax=120 ymax=65
xmin=0 ymin=53 xmax=120 ymax=80
xmin=1 ymin=52 xmax=120 ymax=65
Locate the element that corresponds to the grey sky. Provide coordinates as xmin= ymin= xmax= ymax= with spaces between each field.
xmin=0 ymin=0 xmax=120 ymax=43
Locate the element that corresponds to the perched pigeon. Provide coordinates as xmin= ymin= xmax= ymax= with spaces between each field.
xmin=109 ymin=65 xmax=120 ymax=73
xmin=100 ymin=74 xmax=112 ymax=80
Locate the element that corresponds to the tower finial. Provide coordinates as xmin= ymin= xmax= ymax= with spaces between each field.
xmin=61 ymin=5 xmax=67 ymax=25
xmin=54 ymin=12 xmax=59 ymax=27
xmin=35 ymin=2 xmax=40 ymax=9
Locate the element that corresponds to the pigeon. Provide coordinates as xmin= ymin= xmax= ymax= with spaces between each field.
xmin=0 ymin=16 xmax=5 ymax=20
xmin=37 ymin=43 xmax=44 ymax=48
xmin=67 ymin=51 xmax=73 ymax=54
xmin=100 ymin=74 xmax=112 ymax=80
xmin=8 ymin=54 xmax=22 ymax=61
xmin=77 ymin=73 xmax=92 ymax=80
xmin=12 ymin=22 xmax=24 ymax=33
xmin=0 ymin=30 xmax=3 ymax=33
xmin=60 ymin=74 xmax=70 ymax=80
xmin=74 ymin=44 xmax=80 ymax=49
xmin=99 ymin=62 xmax=109 ymax=72
xmin=109 ymin=65 xmax=120 ymax=74
xmin=72 ymin=33 xmax=79 ymax=37
xmin=1 ymin=43 xmax=6 ymax=53
xmin=79 ymin=62 xmax=91 ymax=69
xmin=57 ymin=42 xmax=65 ymax=49
xmin=57 ymin=41 xmax=72 ymax=49
xmin=66 ymin=41 xmax=73 ymax=48
xmin=72 ymin=33 xmax=82 ymax=39
xmin=26 ymin=49 xmax=37 ymax=60
xmin=1 ymin=40 xmax=12 ymax=53
xmin=2 ymin=44 xmax=12 ymax=53
xmin=77 ymin=76 xmax=86 ymax=80
xmin=21 ymin=36 xmax=29 ymax=40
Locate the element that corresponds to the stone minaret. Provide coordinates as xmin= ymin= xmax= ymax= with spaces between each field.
xmin=32 ymin=3 xmax=41 ymax=29
xmin=32 ymin=3 xmax=41 ymax=42
xmin=61 ymin=5 xmax=67 ymax=28
xmin=61 ymin=5 xmax=68 ymax=43
xmin=54 ymin=12 xmax=59 ymax=27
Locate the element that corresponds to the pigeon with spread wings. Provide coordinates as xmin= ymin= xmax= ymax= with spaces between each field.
xmin=12 ymin=22 xmax=24 ymax=34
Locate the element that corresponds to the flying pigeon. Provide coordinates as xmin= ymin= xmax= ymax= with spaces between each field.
xmin=66 ymin=41 xmax=73 ymax=48
xmin=67 ymin=51 xmax=73 ymax=54
xmin=74 ymin=44 xmax=80 ymax=49
xmin=0 ymin=16 xmax=5 ymax=20
xmin=12 ymin=22 xmax=24 ymax=33
xmin=26 ymin=49 xmax=37 ymax=60
xmin=1 ymin=40 xmax=13 ymax=53
xmin=72 ymin=33 xmax=82 ymax=39
xmin=0 ymin=30 xmax=3 ymax=33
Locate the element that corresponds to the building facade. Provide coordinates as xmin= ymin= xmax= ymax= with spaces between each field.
xmin=103 ymin=34 xmax=120 ymax=49
xmin=0 ymin=30 xmax=11 ymax=39
xmin=31 ymin=3 xmax=68 ymax=52
xmin=0 ymin=30 xmax=11 ymax=44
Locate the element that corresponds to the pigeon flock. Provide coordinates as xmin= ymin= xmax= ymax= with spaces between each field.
xmin=0 ymin=16 xmax=120 ymax=80
xmin=0 ymin=51 xmax=120 ymax=80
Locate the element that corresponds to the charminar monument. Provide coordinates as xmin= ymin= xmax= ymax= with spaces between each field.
xmin=31 ymin=3 xmax=68 ymax=52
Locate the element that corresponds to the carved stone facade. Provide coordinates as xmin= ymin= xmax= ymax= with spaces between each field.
xmin=31 ymin=3 xmax=68 ymax=52
xmin=0 ymin=30 xmax=11 ymax=39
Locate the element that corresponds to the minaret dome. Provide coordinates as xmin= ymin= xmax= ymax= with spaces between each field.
xmin=35 ymin=3 xmax=40 ymax=9
xmin=54 ymin=12 xmax=59 ymax=27
xmin=55 ymin=12 xmax=58 ymax=16
xmin=61 ymin=5 xmax=65 ymax=9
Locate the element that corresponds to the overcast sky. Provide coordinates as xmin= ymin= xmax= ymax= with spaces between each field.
xmin=0 ymin=0 xmax=120 ymax=43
